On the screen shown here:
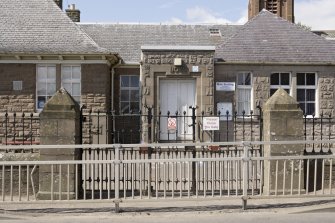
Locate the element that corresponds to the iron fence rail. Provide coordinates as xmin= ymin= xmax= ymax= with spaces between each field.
xmin=0 ymin=140 xmax=334 ymax=212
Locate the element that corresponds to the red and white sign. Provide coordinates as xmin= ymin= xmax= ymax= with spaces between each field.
xmin=203 ymin=117 xmax=220 ymax=131
xmin=167 ymin=118 xmax=177 ymax=130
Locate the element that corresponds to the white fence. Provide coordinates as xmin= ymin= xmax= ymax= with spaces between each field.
xmin=0 ymin=140 xmax=334 ymax=212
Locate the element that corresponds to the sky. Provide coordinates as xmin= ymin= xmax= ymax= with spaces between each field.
xmin=64 ymin=0 xmax=335 ymax=30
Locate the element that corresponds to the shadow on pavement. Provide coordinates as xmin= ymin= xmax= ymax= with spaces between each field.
xmin=3 ymin=199 xmax=335 ymax=214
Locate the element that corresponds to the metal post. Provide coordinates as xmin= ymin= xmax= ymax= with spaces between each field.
xmin=242 ymin=142 xmax=250 ymax=210
xmin=189 ymin=106 xmax=197 ymax=194
xmin=147 ymin=107 xmax=153 ymax=143
xmin=114 ymin=145 xmax=121 ymax=213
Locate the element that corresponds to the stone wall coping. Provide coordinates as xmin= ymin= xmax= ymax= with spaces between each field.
xmin=141 ymin=45 xmax=216 ymax=51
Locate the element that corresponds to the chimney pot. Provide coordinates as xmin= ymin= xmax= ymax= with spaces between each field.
xmin=66 ymin=4 xmax=81 ymax=22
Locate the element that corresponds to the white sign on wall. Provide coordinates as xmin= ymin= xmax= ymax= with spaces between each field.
xmin=216 ymin=82 xmax=235 ymax=91
xmin=217 ymin=102 xmax=233 ymax=121
xmin=203 ymin=117 xmax=220 ymax=131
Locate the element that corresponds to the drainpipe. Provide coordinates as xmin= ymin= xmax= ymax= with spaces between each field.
xmin=111 ymin=59 xmax=122 ymax=112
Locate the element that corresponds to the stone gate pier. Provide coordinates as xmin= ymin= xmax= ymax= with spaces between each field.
xmin=263 ymin=88 xmax=304 ymax=194
xmin=37 ymin=88 xmax=81 ymax=199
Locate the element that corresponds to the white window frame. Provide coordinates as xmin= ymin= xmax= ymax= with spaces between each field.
xmin=270 ymin=72 xmax=291 ymax=96
xmin=120 ymin=75 xmax=140 ymax=114
xmin=61 ymin=65 xmax=81 ymax=104
xmin=296 ymin=72 xmax=318 ymax=117
xmin=36 ymin=64 xmax=56 ymax=111
xmin=236 ymin=72 xmax=253 ymax=116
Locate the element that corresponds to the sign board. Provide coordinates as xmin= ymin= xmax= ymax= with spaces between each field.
xmin=192 ymin=66 xmax=199 ymax=72
xmin=216 ymin=82 xmax=235 ymax=91
xmin=217 ymin=102 xmax=233 ymax=121
xmin=167 ymin=118 xmax=177 ymax=130
xmin=203 ymin=117 xmax=220 ymax=131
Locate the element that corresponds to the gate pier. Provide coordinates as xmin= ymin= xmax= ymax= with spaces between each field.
xmin=37 ymin=88 xmax=82 ymax=200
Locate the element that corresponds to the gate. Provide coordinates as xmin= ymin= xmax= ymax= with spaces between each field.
xmin=80 ymin=106 xmax=263 ymax=144
xmin=80 ymin=143 xmax=263 ymax=199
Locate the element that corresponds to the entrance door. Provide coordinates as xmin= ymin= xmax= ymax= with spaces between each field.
xmin=159 ymin=79 xmax=196 ymax=141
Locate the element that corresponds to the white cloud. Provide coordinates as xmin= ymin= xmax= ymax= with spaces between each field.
xmin=164 ymin=6 xmax=247 ymax=25
xmin=186 ymin=6 xmax=231 ymax=24
xmin=295 ymin=0 xmax=335 ymax=30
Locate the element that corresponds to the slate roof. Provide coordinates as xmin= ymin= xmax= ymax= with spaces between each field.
xmin=313 ymin=30 xmax=335 ymax=40
xmin=216 ymin=10 xmax=335 ymax=64
xmin=0 ymin=0 xmax=110 ymax=55
xmin=80 ymin=23 xmax=240 ymax=63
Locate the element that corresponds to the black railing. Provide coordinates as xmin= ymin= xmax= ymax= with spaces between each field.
xmin=0 ymin=112 xmax=40 ymax=146
xmin=80 ymin=107 xmax=263 ymax=144
xmin=303 ymin=113 xmax=334 ymax=154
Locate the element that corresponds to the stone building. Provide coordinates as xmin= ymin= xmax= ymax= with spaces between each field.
xmin=1 ymin=0 xmax=335 ymax=144
xmin=0 ymin=0 xmax=119 ymax=114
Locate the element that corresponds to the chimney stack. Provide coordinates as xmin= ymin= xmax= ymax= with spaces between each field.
xmin=54 ymin=0 xmax=63 ymax=10
xmin=66 ymin=4 xmax=81 ymax=22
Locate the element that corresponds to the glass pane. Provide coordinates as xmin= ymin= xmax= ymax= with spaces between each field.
xmin=307 ymin=103 xmax=315 ymax=115
xmin=63 ymin=83 xmax=71 ymax=93
xmin=47 ymin=66 xmax=56 ymax=78
xmin=270 ymin=73 xmax=279 ymax=85
xmin=306 ymin=73 xmax=315 ymax=85
xmin=62 ymin=73 xmax=71 ymax=82
xmin=270 ymin=89 xmax=277 ymax=96
xmin=62 ymin=66 xmax=71 ymax=76
xmin=37 ymin=97 xmax=46 ymax=109
xmin=281 ymin=73 xmax=290 ymax=85
xmin=72 ymin=66 xmax=81 ymax=79
xmin=130 ymin=90 xmax=139 ymax=101
xmin=130 ymin=102 xmax=139 ymax=113
xmin=37 ymin=83 xmax=47 ymax=95
xmin=47 ymin=83 xmax=56 ymax=95
xmin=237 ymin=74 xmax=244 ymax=85
xmin=297 ymin=89 xmax=305 ymax=101
xmin=121 ymin=102 xmax=129 ymax=113
xmin=121 ymin=76 xmax=129 ymax=87
xmin=284 ymin=89 xmax=290 ymax=94
xmin=37 ymin=67 xmax=47 ymax=80
xmin=297 ymin=73 xmax=305 ymax=85
xmin=245 ymin=73 xmax=251 ymax=85
xmin=306 ymin=89 xmax=315 ymax=101
xmin=120 ymin=90 xmax=129 ymax=101
xmin=72 ymin=83 xmax=81 ymax=95
xmin=299 ymin=103 xmax=305 ymax=114
xmin=130 ymin=76 xmax=139 ymax=87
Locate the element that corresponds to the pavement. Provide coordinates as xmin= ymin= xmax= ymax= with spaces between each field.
xmin=1 ymin=198 xmax=335 ymax=222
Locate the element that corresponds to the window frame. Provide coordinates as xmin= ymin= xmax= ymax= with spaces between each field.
xmin=270 ymin=72 xmax=291 ymax=96
xmin=236 ymin=72 xmax=253 ymax=116
xmin=61 ymin=64 xmax=81 ymax=105
xmin=36 ymin=64 xmax=57 ymax=112
xmin=296 ymin=72 xmax=318 ymax=117
xmin=119 ymin=75 xmax=140 ymax=114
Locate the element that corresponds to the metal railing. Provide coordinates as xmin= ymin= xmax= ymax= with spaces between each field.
xmin=0 ymin=140 xmax=334 ymax=212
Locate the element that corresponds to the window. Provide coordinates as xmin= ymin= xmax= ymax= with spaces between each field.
xmin=237 ymin=72 xmax=252 ymax=115
xmin=209 ymin=28 xmax=221 ymax=36
xmin=61 ymin=65 xmax=81 ymax=104
xmin=270 ymin=73 xmax=290 ymax=96
xmin=120 ymin=75 xmax=140 ymax=113
xmin=297 ymin=73 xmax=316 ymax=116
xmin=36 ymin=65 xmax=56 ymax=110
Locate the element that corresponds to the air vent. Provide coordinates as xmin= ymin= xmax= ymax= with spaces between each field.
xmin=209 ymin=28 xmax=221 ymax=36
